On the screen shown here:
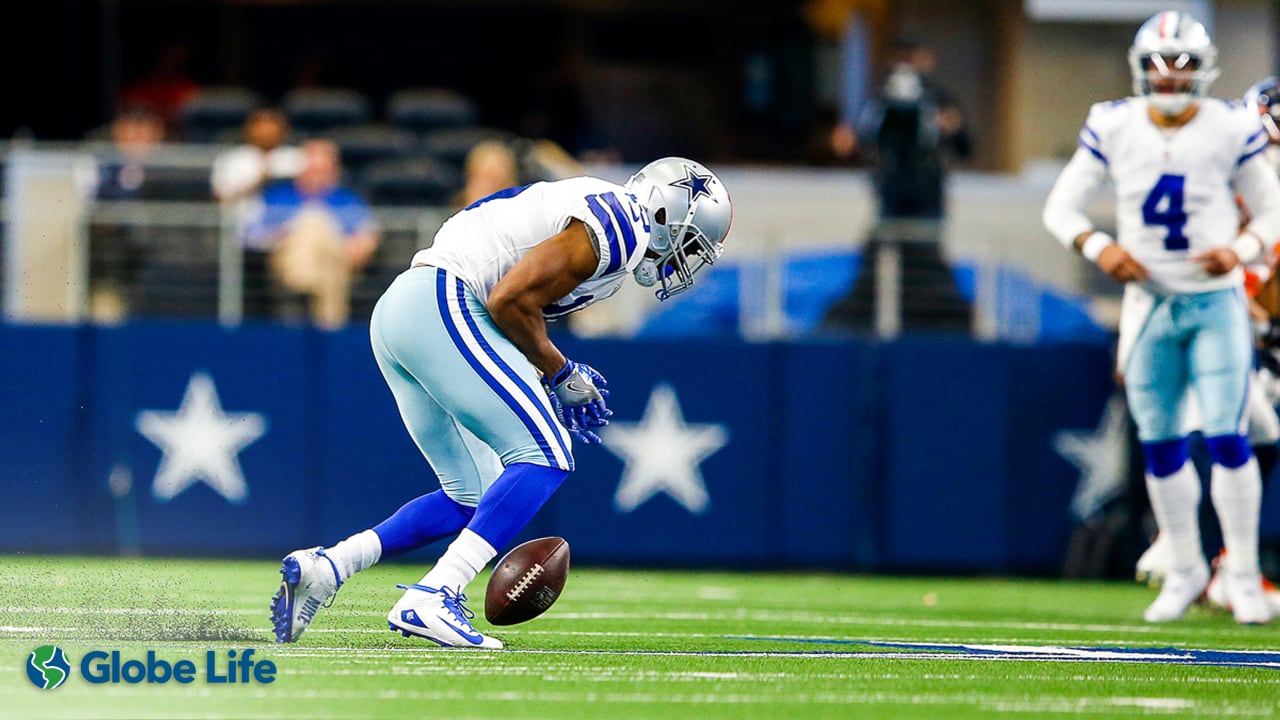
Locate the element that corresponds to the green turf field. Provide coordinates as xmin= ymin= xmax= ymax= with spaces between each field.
xmin=1 ymin=556 xmax=1278 ymax=719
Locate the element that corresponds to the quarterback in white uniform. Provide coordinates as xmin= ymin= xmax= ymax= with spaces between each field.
xmin=1044 ymin=11 xmax=1280 ymax=624
xmin=267 ymin=157 xmax=733 ymax=648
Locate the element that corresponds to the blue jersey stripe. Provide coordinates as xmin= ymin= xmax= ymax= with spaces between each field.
xmin=1078 ymin=138 xmax=1108 ymax=166
xmin=1081 ymin=125 xmax=1101 ymax=146
xmin=600 ymin=192 xmax=638 ymax=265
xmin=464 ymin=183 xmax=532 ymax=211
xmin=587 ymin=194 xmax=624 ymax=274
xmin=1238 ymin=129 xmax=1269 ymax=166
xmin=435 ymin=273 xmax=570 ymax=469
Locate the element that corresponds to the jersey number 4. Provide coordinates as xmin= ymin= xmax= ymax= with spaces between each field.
xmin=1141 ymin=174 xmax=1188 ymax=250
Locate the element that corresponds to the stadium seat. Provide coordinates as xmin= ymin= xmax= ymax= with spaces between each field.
xmin=360 ymin=156 xmax=462 ymax=207
xmin=138 ymin=164 xmax=215 ymax=201
xmin=179 ymin=87 xmax=263 ymax=144
xmin=386 ymin=88 xmax=478 ymax=136
xmin=282 ymin=88 xmax=372 ymax=135
xmin=419 ymin=126 xmax=516 ymax=170
xmin=328 ymin=124 xmax=416 ymax=177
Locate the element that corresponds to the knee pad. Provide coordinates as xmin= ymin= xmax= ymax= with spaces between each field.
xmin=1204 ymin=434 xmax=1252 ymax=469
xmin=1142 ymin=437 xmax=1190 ymax=477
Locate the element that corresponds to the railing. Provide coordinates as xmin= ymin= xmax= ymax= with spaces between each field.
xmin=1 ymin=145 xmax=1110 ymax=341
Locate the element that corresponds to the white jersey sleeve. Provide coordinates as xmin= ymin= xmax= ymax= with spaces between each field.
xmin=1042 ymin=110 xmax=1112 ymax=249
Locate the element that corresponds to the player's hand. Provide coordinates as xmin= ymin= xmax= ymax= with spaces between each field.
xmin=1096 ymin=245 xmax=1149 ymax=283
xmin=544 ymin=360 xmax=613 ymax=444
xmin=1192 ymin=247 xmax=1240 ymax=276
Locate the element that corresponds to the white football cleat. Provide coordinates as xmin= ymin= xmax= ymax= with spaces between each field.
xmin=1219 ymin=571 xmax=1274 ymax=625
xmin=387 ymin=583 xmax=503 ymax=649
xmin=1203 ymin=551 xmax=1280 ymax=618
xmin=1143 ymin=563 xmax=1209 ymax=623
xmin=270 ymin=547 xmax=343 ymax=643
xmin=1135 ymin=533 xmax=1173 ymax=587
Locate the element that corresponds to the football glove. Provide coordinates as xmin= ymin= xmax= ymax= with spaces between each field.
xmin=544 ymin=360 xmax=612 ymax=445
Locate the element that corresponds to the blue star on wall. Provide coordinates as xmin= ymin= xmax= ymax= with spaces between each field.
xmin=670 ymin=166 xmax=716 ymax=202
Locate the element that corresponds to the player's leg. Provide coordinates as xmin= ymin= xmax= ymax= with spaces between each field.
xmin=1245 ymin=370 xmax=1280 ymax=479
xmin=379 ymin=269 xmax=573 ymax=647
xmin=1191 ymin=290 xmax=1271 ymax=624
xmin=1124 ymin=297 xmax=1209 ymax=622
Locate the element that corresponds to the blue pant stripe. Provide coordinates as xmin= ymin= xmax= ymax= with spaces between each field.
xmin=435 ymin=273 xmax=568 ymax=468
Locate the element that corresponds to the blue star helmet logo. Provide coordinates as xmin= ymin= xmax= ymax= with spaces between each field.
xmin=669 ymin=165 xmax=716 ymax=202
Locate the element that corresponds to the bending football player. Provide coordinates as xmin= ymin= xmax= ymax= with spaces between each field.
xmin=269 ymin=158 xmax=733 ymax=648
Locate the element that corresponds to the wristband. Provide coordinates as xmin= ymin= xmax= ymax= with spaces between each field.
xmin=1231 ymin=231 xmax=1266 ymax=266
xmin=1080 ymin=231 xmax=1114 ymax=263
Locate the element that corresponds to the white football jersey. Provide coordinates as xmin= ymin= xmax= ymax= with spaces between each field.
xmin=1044 ymin=97 xmax=1280 ymax=293
xmin=411 ymin=177 xmax=651 ymax=318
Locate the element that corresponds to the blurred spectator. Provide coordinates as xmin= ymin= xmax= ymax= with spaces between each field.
xmin=119 ymin=43 xmax=202 ymax=137
xmin=822 ymin=38 xmax=973 ymax=336
xmin=96 ymin=107 xmax=164 ymax=200
xmin=89 ymin=106 xmax=165 ymax=321
xmin=244 ymin=139 xmax=380 ymax=329
xmin=831 ymin=38 xmax=970 ymax=220
xmin=212 ymin=109 xmax=305 ymax=204
xmin=457 ymin=140 xmax=520 ymax=208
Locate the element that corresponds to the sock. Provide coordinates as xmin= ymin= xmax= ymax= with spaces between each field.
xmin=1144 ymin=461 xmax=1205 ymax=572
xmin=372 ymin=490 xmax=476 ymax=557
xmin=324 ymin=529 xmax=382 ymax=582
xmin=467 ymin=462 xmax=569 ymax=549
xmin=414 ymin=528 xmax=497 ymax=594
xmin=1210 ymin=458 xmax=1263 ymax=575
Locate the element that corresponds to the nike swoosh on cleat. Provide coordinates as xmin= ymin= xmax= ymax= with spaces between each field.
xmin=439 ymin=617 xmax=487 ymax=645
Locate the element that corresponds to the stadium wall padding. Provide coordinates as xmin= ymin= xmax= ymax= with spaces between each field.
xmin=0 ymin=322 xmax=1141 ymax=572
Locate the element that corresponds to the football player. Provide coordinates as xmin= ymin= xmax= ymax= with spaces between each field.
xmin=268 ymin=158 xmax=732 ymax=648
xmin=1043 ymin=11 xmax=1280 ymax=624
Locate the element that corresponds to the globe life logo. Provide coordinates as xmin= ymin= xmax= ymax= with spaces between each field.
xmin=24 ymin=647 xmax=277 ymax=688
xmin=80 ymin=649 xmax=276 ymax=684
xmin=26 ymin=646 xmax=71 ymax=690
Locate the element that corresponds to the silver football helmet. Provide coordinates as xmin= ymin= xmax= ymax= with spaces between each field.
xmin=624 ymin=157 xmax=732 ymax=301
xmin=1128 ymin=11 xmax=1219 ymax=116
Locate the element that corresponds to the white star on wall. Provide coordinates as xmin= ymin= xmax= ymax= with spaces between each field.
xmin=135 ymin=371 xmax=268 ymax=504
xmin=601 ymin=383 xmax=729 ymax=514
xmin=1053 ymin=392 xmax=1130 ymax=522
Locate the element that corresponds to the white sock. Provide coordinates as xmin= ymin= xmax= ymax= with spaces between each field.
xmin=1210 ymin=458 xmax=1263 ymax=575
xmin=324 ymin=529 xmax=383 ymax=582
xmin=1144 ymin=462 xmax=1205 ymax=572
xmin=412 ymin=529 xmax=497 ymax=596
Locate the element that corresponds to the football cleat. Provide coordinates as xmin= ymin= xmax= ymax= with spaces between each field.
xmin=270 ymin=547 xmax=343 ymax=643
xmin=1203 ymin=551 xmax=1279 ymax=623
xmin=1221 ymin=571 xmax=1274 ymax=625
xmin=1134 ymin=533 xmax=1173 ymax=587
xmin=387 ymin=583 xmax=503 ymax=649
xmin=1143 ymin=562 xmax=1210 ymax=623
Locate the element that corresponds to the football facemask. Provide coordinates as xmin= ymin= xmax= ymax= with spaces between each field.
xmin=1127 ymin=11 xmax=1218 ymax=116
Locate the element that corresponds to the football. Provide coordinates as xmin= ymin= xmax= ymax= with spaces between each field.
xmin=484 ymin=536 xmax=570 ymax=626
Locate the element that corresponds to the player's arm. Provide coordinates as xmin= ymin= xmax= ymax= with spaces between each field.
xmin=1043 ymin=146 xmax=1148 ymax=282
xmin=1231 ymin=155 xmax=1280 ymax=268
xmin=488 ymin=219 xmax=598 ymax=378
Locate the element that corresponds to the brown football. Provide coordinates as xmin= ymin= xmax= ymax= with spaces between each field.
xmin=484 ymin=536 xmax=570 ymax=626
